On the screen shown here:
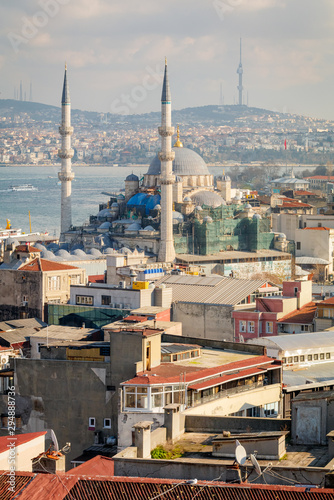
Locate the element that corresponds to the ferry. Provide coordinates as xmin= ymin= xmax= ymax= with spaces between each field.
xmin=0 ymin=220 xmax=23 ymax=240
xmin=9 ymin=184 xmax=38 ymax=192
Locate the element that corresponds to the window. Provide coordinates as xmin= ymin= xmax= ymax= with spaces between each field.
xmin=301 ymin=325 xmax=309 ymax=332
xmin=320 ymin=353 xmax=325 ymax=360
xmin=264 ymin=402 xmax=278 ymax=417
xmin=101 ymin=295 xmax=111 ymax=306
xmin=266 ymin=322 xmax=273 ymax=334
xmin=300 ymin=355 xmax=305 ymax=362
xmin=88 ymin=417 xmax=95 ymax=429
xmin=239 ymin=321 xmax=246 ymax=333
xmin=124 ymin=387 xmax=148 ymax=410
xmin=288 ymin=357 xmax=293 ymax=363
xmin=248 ymin=321 xmax=255 ymax=333
xmin=314 ymin=354 xmax=319 ymax=360
xmin=294 ymin=356 xmax=299 ymax=362
xmin=76 ymin=295 xmax=94 ymax=305
xmin=326 ymin=353 xmax=331 ymax=359
xmin=296 ymin=242 xmax=301 ymax=250
xmin=103 ymin=418 xmax=111 ymax=429
xmin=70 ymin=275 xmax=81 ymax=285
xmin=282 ymin=357 xmax=286 ymax=364
xmin=307 ymin=354 xmax=312 ymax=361
xmin=48 ymin=276 xmax=60 ymax=291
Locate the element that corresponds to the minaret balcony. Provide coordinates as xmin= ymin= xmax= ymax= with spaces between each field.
xmin=58 ymin=149 xmax=74 ymax=159
xmin=158 ymin=126 xmax=174 ymax=137
xmin=59 ymin=126 xmax=74 ymax=135
xmin=158 ymin=151 xmax=175 ymax=162
xmin=58 ymin=171 xmax=75 ymax=182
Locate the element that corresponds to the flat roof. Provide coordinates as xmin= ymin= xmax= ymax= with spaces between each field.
xmin=176 ymin=250 xmax=291 ymax=263
xmin=283 ymin=362 xmax=334 ymax=386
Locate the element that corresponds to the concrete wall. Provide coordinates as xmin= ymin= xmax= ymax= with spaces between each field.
xmin=185 ymin=415 xmax=291 ymax=433
xmin=184 ymin=384 xmax=282 ymax=417
xmin=0 ymin=434 xmax=45 ymax=472
xmin=161 ymin=333 xmax=265 ymax=356
xmin=295 ymin=229 xmax=332 ymax=272
xmin=150 ymin=427 xmax=167 ymax=450
xmin=113 ymin=456 xmax=329 ymax=486
xmin=172 ymin=302 xmax=234 ymax=342
xmin=70 ymin=284 xmax=150 ymax=309
xmin=0 ymin=269 xmax=42 ymax=320
xmin=118 ymin=410 xmax=165 ymax=450
xmin=3 ymin=358 xmax=114 ymax=470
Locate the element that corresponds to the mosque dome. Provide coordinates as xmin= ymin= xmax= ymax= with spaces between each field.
xmin=172 ymin=211 xmax=184 ymax=224
xmin=147 ymin=147 xmax=210 ymax=177
xmin=154 ymin=204 xmax=161 ymax=210
xmin=253 ymin=213 xmax=261 ymax=220
xmin=143 ymin=225 xmax=155 ymax=231
xmin=190 ymin=191 xmax=226 ymax=208
xmin=99 ymin=222 xmax=112 ymax=229
xmin=97 ymin=208 xmax=112 ymax=218
xmin=195 ymin=206 xmax=203 ymax=211
xmin=203 ymin=216 xmax=213 ymax=223
xmin=126 ymin=222 xmax=141 ymax=231
xmin=111 ymin=202 xmax=119 ymax=208
xmin=125 ymin=173 xmax=139 ymax=182
xmin=88 ymin=248 xmax=103 ymax=256
xmin=184 ymin=196 xmax=192 ymax=202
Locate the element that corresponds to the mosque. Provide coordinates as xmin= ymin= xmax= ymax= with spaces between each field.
xmin=61 ymin=61 xmax=275 ymax=261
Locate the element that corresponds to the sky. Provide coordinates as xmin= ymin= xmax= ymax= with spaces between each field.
xmin=1 ymin=0 xmax=334 ymax=119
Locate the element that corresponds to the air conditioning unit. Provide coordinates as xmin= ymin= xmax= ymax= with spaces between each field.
xmin=115 ymin=303 xmax=123 ymax=309
xmin=21 ymin=301 xmax=28 ymax=307
xmin=109 ymin=303 xmax=115 ymax=309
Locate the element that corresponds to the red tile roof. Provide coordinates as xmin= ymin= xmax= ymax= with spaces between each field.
xmin=0 ymin=431 xmax=47 ymax=454
xmin=281 ymin=201 xmax=312 ymax=208
xmin=20 ymin=258 xmax=79 ymax=272
xmin=123 ymin=315 xmax=148 ymax=323
xmin=319 ymin=297 xmax=334 ymax=305
xmin=294 ymin=190 xmax=316 ymax=195
xmin=303 ymin=227 xmax=331 ymax=231
xmin=278 ymin=302 xmax=317 ymax=324
xmin=88 ymin=275 xmax=105 ymax=283
xmin=67 ymin=455 xmax=114 ymax=476
xmin=122 ymin=355 xmax=279 ymax=386
xmin=188 ymin=366 xmax=268 ymax=391
xmin=16 ymin=245 xmax=41 ymax=253
xmin=306 ymin=175 xmax=334 ymax=180
xmin=12 ymin=475 xmax=334 ymax=500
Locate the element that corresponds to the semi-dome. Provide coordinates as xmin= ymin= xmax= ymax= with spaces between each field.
xmin=203 ymin=216 xmax=213 ymax=223
xmin=143 ymin=225 xmax=155 ymax=231
xmin=97 ymin=208 xmax=112 ymax=218
xmin=99 ymin=222 xmax=112 ymax=229
xmin=125 ymin=173 xmax=139 ymax=182
xmin=190 ymin=191 xmax=226 ymax=208
xmin=146 ymin=147 xmax=210 ymax=176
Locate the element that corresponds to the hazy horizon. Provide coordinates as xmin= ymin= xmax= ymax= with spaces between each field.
xmin=1 ymin=0 xmax=334 ymax=120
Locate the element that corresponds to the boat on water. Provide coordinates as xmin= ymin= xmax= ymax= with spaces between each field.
xmin=0 ymin=220 xmax=23 ymax=240
xmin=9 ymin=184 xmax=38 ymax=192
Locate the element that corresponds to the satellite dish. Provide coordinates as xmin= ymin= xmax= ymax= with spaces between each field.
xmin=235 ymin=440 xmax=247 ymax=465
xmin=50 ymin=429 xmax=59 ymax=452
xmin=250 ymin=453 xmax=262 ymax=475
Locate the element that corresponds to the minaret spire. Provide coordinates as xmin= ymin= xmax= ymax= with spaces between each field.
xmin=158 ymin=59 xmax=175 ymax=263
xmin=58 ymin=64 xmax=74 ymax=239
xmin=237 ymin=38 xmax=243 ymax=106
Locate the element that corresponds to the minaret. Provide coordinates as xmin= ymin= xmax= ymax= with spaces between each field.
xmin=58 ymin=64 xmax=74 ymax=238
xmin=236 ymin=38 xmax=243 ymax=106
xmin=158 ymin=58 xmax=175 ymax=263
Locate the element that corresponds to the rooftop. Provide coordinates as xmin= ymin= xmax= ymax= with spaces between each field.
xmin=176 ymin=249 xmax=291 ymax=264
xmin=278 ymin=302 xmax=317 ymax=324
xmin=0 ymin=431 xmax=46 ymax=454
xmin=154 ymin=275 xmax=274 ymax=306
xmin=19 ymin=258 xmax=80 ymax=272
xmin=122 ymin=353 xmax=275 ymax=385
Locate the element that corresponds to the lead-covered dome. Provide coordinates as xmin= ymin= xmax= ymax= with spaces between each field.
xmin=190 ymin=191 xmax=226 ymax=208
xmin=146 ymin=147 xmax=210 ymax=176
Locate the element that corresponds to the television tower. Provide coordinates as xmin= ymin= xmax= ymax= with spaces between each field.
xmin=58 ymin=64 xmax=74 ymax=239
xmin=236 ymin=38 xmax=243 ymax=106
